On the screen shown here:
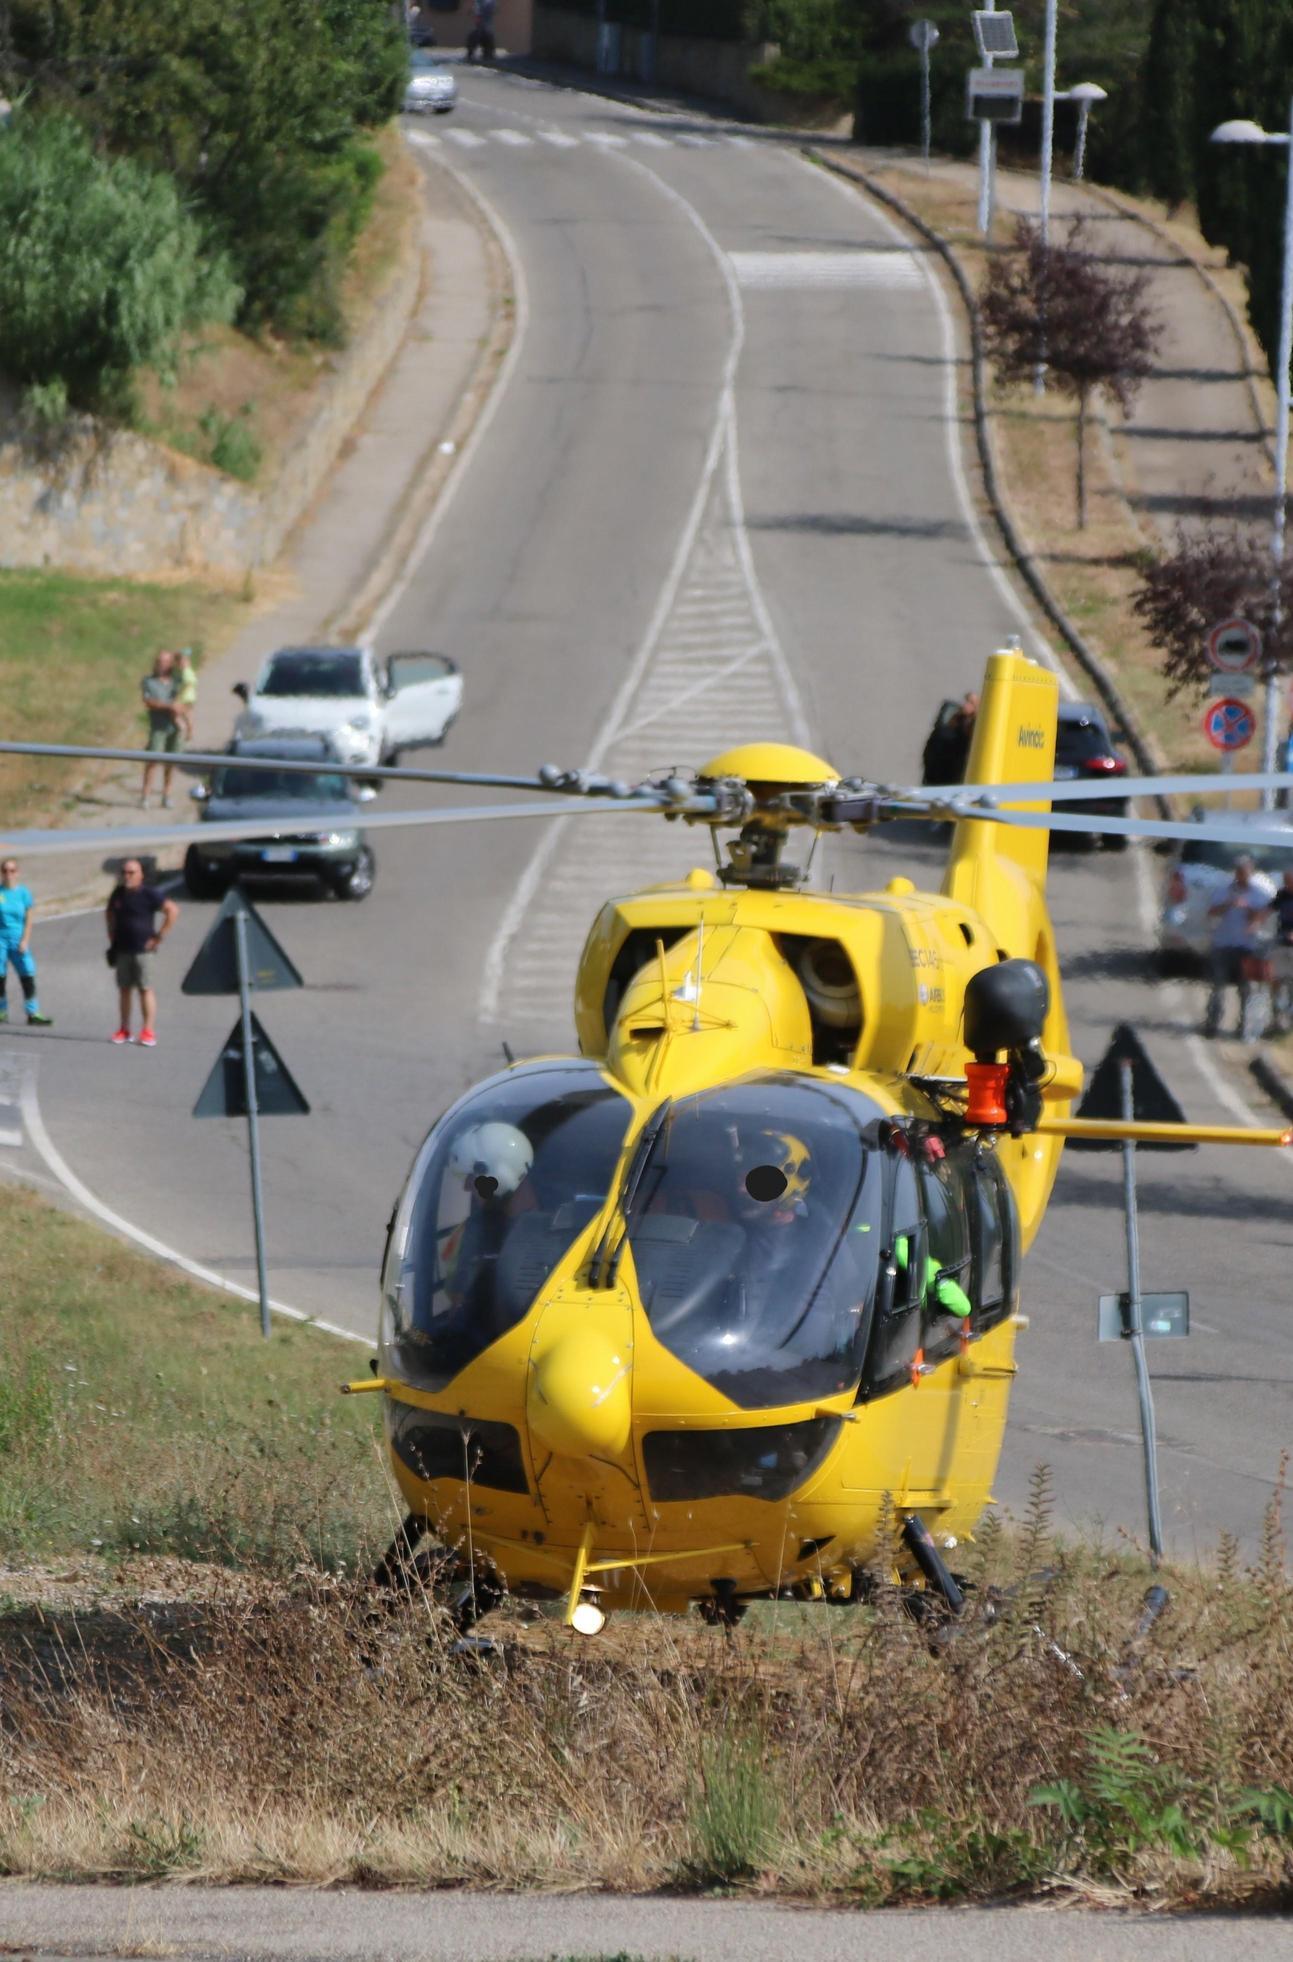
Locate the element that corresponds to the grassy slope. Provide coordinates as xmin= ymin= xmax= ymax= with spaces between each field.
xmin=0 ymin=571 xmax=247 ymax=831
xmin=2 ymin=1182 xmax=1293 ymax=1899
xmin=0 ymin=1182 xmax=386 ymax=1568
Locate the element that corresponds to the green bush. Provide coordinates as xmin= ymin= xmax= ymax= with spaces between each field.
xmin=201 ymin=407 xmax=262 ymax=482
xmin=0 ymin=113 xmax=240 ymax=416
xmin=2 ymin=0 xmax=405 ymax=345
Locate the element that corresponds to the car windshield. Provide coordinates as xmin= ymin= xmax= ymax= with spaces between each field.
xmin=381 ymin=1063 xmax=633 ymax=1392
xmin=1180 ymin=835 xmax=1293 ymax=875
xmin=1056 ymin=715 xmax=1114 ymax=763
xmin=624 ymin=1076 xmax=883 ymax=1410
xmin=259 ymin=651 xmax=364 ymax=699
xmin=212 ymin=768 xmax=350 ymax=802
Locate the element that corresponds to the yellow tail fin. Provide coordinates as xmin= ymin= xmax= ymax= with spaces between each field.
xmin=941 ymin=648 xmax=1058 ymax=920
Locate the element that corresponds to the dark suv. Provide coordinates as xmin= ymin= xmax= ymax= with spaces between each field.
xmin=184 ymin=737 xmax=375 ymax=900
xmin=1055 ymin=701 xmax=1130 ymax=849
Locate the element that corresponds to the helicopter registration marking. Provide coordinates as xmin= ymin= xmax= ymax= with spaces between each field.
xmin=909 ymin=947 xmax=942 ymax=968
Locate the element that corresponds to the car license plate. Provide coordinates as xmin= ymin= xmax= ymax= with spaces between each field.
xmin=261 ymin=847 xmax=298 ymax=863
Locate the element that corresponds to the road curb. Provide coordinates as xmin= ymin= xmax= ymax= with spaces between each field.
xmin=1250 ymin=1048 xmax=1293 ymax=1122
xmin=808 ymin=150 xmax=1168 ymax=808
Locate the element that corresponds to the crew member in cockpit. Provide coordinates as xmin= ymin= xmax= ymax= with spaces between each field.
xmin=731 ymin=1130 xmax=814 ymax=1310
xmin=439 ymin=1120 xmax=534 ymax=1331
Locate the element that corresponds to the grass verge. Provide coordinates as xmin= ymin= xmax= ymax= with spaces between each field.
xmin=0 ymin=1181 xmax=384 ymax=1568
xmin=2 ymin=1181 xmax=1292 ymax=1902
xmin=0 ymin=570 xmax=247 ymax=833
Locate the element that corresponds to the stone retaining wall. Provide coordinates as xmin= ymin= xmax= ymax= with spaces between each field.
xmin=0 ymin=197 xmax=423 ymax=581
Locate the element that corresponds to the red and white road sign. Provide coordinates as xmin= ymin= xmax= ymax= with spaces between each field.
xmin=1206 ymin=616 xmax=1262 ymax=674
xmin=1203 ymin=696 xmax=1257 ymax=752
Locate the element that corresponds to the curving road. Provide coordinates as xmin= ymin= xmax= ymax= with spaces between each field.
xmin=10 ymin=71 xmax=1292 ymax=1554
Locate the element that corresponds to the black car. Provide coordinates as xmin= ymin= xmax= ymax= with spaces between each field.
xmin=184 ymin=737 xmax=376 ymax=900
xmin=1055 ymin=701 xmax=1130 ymax=849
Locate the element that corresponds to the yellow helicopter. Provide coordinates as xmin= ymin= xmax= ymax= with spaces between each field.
xmin=5 ymin=646 xmax=1292 ymax=1634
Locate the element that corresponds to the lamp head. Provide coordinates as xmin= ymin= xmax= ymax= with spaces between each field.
xmin=1211 ymin=118 xmax=1274 ymax=145
xmin=1066 ymin=82 xmax=1108 ymax=105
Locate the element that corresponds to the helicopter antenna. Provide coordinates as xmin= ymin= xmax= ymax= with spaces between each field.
xmin=692 ymin=912 xmax=705 ymax=1032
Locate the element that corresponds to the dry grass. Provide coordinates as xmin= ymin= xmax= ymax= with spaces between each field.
xmin=3 ymin=1496 xmax=1292 ymax=1902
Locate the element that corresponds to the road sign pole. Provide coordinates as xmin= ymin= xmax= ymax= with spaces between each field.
xmin=1119 ymin=1058 xmax=1164 ymax=1565
xmin=234 ymin=899 xmax=272 ymax=1340
xmin=977 ymin=0 xmax=995 ymax=235
xmin=921 ymin=39 xmax=932 ymax=170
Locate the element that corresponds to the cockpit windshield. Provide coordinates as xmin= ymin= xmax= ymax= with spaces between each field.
xmin=625 ymin=1075 xmax=883 ymax=1409
xmin=381 ymin=1062 xmax=633 ymax=1391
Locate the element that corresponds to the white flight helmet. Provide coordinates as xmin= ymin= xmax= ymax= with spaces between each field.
xmin=449 ymin=1121 xmax=534 ymax=1199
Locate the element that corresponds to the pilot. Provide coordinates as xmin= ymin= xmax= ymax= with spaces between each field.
xmin=730 ymin=1130 xmax=814 ymax=1313
xmin=438 ymin=1120 xmax=535 ymax=1328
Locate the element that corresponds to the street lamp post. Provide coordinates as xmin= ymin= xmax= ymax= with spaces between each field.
xmin=1039 ymin=0 xmax=1058 ymax=247
xmin=1064 ymin=81 xmax=1108 ymax=181
xmin=1212 ymin=105 xmax=1293 ymax=804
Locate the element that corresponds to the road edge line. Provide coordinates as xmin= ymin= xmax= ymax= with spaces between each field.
xmin=19 ymin=1071 xmax=368 ymax=1345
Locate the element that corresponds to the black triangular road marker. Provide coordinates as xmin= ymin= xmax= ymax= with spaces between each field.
xmin=182 ymin=887 xmax=303 ymax=996
xmin=1069 ymin=1022 xmax=1194 ymax=1152
xmin=193 ymin=1011 xmax=310 ymax=1118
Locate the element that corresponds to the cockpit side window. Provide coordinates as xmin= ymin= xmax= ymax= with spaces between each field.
xmin=918 ymin=1147 xmax=974 ymax=1366
xmin=970 ymin=1148 xmax=1016 ymax=1333
xmin=860 ymin=1157 xmax=924 ymax=1399
xmin=380 ymin=1064 xmax=632 ymax=1391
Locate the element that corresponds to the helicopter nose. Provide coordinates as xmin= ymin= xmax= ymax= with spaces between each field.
xmin=527 ymin=1329 xmax=632 ymax=1460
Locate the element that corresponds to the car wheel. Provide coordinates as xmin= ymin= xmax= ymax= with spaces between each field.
xmin=1102 ymin=833 xmax=1129 ymax=853
xmin=331 ymin=847 xmax=375 ymax=902
xmin=380 ymin=746 xmax=401 ymax=770
xmin=184 ymin=846 xmax=229 ymax=900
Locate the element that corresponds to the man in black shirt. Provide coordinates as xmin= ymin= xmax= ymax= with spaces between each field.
xmin=1273 ymin=869 xmax=1293 ymax=1034
xmin=105 ymin=859 xmax=179 ymax=1047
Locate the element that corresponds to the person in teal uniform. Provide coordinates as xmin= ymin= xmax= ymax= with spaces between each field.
xmin=0 ymin=858 xmax=52 ymax=1027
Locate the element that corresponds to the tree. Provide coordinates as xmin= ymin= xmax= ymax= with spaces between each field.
xmin=980 ymin=219 xmax=1160 ymax=528
xmin=1133 ymin=527 xmax=1293 ymax=700
xmin=0 ymin=111 xmax=239 ymax=417
xmin=1 ymin=0 xmax=406 ymax=343
xmin=1139 ymin=0 xmax=1201 ymax=210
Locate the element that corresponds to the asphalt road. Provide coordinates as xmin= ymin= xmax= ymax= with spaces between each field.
xmin=3 ymin=1884 xmax=1291 ymax=1962
xmin=8 ymin=72 xmax=1292 ymax=1556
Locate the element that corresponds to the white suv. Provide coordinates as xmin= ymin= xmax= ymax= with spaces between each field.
xmin=232 ymin=645 xmax=461 ymax=772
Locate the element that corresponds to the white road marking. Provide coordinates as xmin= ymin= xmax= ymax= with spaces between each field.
xmin=630 ymin=131 xmax=672 ymax=148
xmin=18 ymin=1073 xmax=367 ymax=1343
xmin=405 ymin=129 xmax=441 ymax=149
xmin=585 ymin=131 xmax=629 ymax=148
xmin=491 ymin=129 xmax=533 ymax=146
xmin=729 ymin=249 xmax=923 ymax=290
xmin=444 ymin=129 xmax=488 ymax=148
xmin=481 ymin=154 xmax=811 ymax=1031
xmin=673 ymin=133 xmax=715 ymax=148
xmin=537 ymin=129 xmax=580 ymax=147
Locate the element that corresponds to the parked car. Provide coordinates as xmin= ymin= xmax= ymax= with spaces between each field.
xmin=232 ymin=644 xmax=461 ymax=772
xmin=184 ymin=738 xmax=377 ymax=901
xmin=1054 ymin=701 xmax=1130 ymax=849
xmin=404 ymin=60 xmax=457 ymax=114
xmin=1157 ymin=818 xmax=1293 ymax=971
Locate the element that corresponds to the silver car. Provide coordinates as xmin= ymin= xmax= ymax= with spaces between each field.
xmin=1157 ymin=820 xmax=1293 ymax=971
xmin=404 ymin=59 xmax=457 ymax=114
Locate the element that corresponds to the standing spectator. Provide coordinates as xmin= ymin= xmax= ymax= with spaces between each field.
xmin=0 ymin=858 xmax=52 ymax=1027
xmin=140 ymin=649 xmax=181 ymax=809
xmin=1203 ymin=855 xmax=1271 ymax=1040
xmin=921 ymin=691 xmax=979 ymax=786
xmin=466 ymin=0 xmax=496 ymax=62
xmin=106 ymin=859 xmax=179 ymax=1048
xmin=172 ymin=646 xmax=198 ymax=743
xmin=1271 ymin=868 xmax=1293 ymax=1035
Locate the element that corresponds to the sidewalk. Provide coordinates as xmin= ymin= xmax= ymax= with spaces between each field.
xmin=36 ymin=142 xmax=503 ymax=913
xmin=857 ymin=153 xmax=1275 ymax=553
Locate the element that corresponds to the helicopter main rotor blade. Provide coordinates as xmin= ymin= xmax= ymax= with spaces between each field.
xmin=0 ymin=739 xmax=561 ymax=796
xmin=0 ymin=796 xmax=702 ymax=860
xmin=901 ymin=800 xmax=1293 ymax=852
xmin=901 ymin=770 xmax=1293 ymax=807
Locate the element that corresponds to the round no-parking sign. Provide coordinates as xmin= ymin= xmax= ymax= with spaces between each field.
xmin=1206 ymin=616 xmax=1262 ymax=674
xmin=1203 ymin=696 xmax=1257 ymax=751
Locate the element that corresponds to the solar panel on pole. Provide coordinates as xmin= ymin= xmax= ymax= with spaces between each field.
xmin=973 ymin=10 xmax=1018 ymax=59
